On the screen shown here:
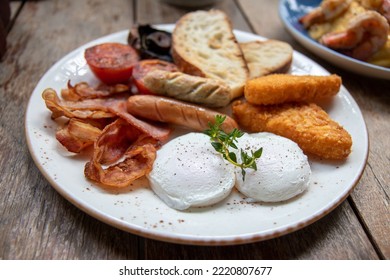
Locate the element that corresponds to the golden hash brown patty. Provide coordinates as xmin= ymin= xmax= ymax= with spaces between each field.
xmin=232 ymin=100 xmax=352 ymax=160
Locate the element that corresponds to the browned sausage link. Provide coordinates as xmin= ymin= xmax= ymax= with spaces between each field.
xmin=127 ymin=95 xmax=238 ymax=132
xmin=142 ymin=70 xmax=232 ymax=108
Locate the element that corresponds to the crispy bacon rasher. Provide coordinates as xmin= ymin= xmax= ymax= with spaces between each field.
xmin=84 ymin=118 xmax=158 ymax=188
xmin=42 ymin=88 xmax=119 ymax=119
xmin=42 ymin=83 xmax=171 ymax=188
xmin=56 ymin=118 xmax=103 ymax=153
xmin=107 ymin=101 xmax=171 ymax=141
xmin=42 ymin=88 xmax=170 ymax=141
xmin=61 ymin=81 xmax=130 ymax=101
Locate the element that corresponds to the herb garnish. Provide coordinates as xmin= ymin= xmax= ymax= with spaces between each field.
xmin=204 ymin=115 xmax=263 ymax=181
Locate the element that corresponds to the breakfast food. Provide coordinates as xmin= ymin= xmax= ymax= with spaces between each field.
xmin=320 ymin=10 xmax=389 ymax=61
xmin=172 ymin=9 xmax=249 ymax=99
xmin=127 ymin=95 xmax=238 ymax=132
xmin=235 ymin=133 xmax=311 ymax=202
xmin=42 ymin=87 xmax=118 ymax=120
xmin=359 ymin=0 xmax=390 ymax=22
xmin=244 ymin=74 xmax=342 ymax=105
xmin=42 ymin=88 xmax=171 ymax=141
xmin=84 ymin=43 xmax=140 ymax=84
xmin=299 ymin=0 xmax=353 ymax=28
xmin=128 ymin=24 xmax=173 ymax=62
xmin=84 ymin=118 xmax=159 ymax=188
xmin=141 ymin=69 xmax=232 ymax=107
xmin=300 ymin=0 xmax=390 ymax=64
xmin=132 ymin=59 xmax=179 ymax=94
xmin=61 ymin=81 xmax=130 ymax=101
xmin=232 ymin=100 xmax=352 ymax=160
xmin=147 ymin=133 xmax=236 ymax=210
xmin=56 ymin=118 xmax=103 ymax=153
xmin=40 ymin=9 xmax=354 ymax=211
xmin=240 ymin=40 xmax=293 ymax=78
xmin=368 ymin=35 xmax=390 ymax=66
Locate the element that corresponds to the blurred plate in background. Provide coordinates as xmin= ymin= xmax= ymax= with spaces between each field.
xmin=279 ymin=0 xmax=390 ymax=79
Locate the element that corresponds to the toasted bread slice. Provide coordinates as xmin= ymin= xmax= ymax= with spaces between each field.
xmin=240 ymin=40 xmax=293 ymax=79
xmin=172 ymin=9 xmax=249 ymax=100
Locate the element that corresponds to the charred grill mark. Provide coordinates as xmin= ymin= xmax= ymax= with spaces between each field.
xmin=206 ymin=85 xmax=220 ymax=99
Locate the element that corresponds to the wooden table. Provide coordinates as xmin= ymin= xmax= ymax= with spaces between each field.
xmin=0 ymin=0 xmax=389 ymax=260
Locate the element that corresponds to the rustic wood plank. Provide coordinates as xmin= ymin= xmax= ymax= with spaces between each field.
xmin=237 ymin=0 xmax=389 ymax=259
xmin=0 ymin=0 xmax=140 ymax=259
xmin=136 ymin=0 xmax=251 ymax=31
xmin=344 ymin=77 xmax=390 ymax=259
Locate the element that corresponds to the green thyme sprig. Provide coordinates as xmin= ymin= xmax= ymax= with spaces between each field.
xmin=204 ymin=115 xmax=263 ymax=181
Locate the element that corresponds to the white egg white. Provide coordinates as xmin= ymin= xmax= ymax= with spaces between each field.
xmin=147 ymin=133 xmax=236 ymax=210
xmin=234 ymin=133 xmax=311 ymax=202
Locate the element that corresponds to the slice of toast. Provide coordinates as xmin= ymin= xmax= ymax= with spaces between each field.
xmin=172 ymin=9 xmax=249 ymax=100
xmin=240 ymin=40 xmax=293 ymax=79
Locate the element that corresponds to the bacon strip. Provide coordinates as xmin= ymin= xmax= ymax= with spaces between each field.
xmin=84 ymin=118 xmax=157 ymax=188
xmin=56 ymin=118 xmax=103 ymax=153
xmin=61 ymin=81 xmax=130 ymax=101
xmin=42 ymin=83 xmax=171 ymax=188
xmin=42 ymin=88 xmax=118 ymax=119
xmin=108 ymin=101 xmax=171 ymax=142
xmin=43 ymin=88 xmax=171 ymax=141
xmin=92 ymin=118 xmax=142 ymax=165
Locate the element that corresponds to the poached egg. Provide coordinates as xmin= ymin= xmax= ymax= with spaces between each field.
xmin=234 ymin=133 xmax=311 ymax=202
xmin=147 ymin=133 xmax=236 ymax=210
xmin=148 ymin=132 xmax=311 ymax=210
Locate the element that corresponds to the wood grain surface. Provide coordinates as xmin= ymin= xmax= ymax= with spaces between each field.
xmin=0 ymin=0 xmax=388 ymax=260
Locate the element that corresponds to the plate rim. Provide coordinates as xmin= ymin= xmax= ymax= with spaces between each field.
xmin=24 ymin=25 xmax=369 ymax=245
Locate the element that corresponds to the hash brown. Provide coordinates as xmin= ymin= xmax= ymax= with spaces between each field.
xmin=232 ymin=100 xmax=352 ymax=160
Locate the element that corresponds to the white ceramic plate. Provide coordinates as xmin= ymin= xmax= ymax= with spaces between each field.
xmin=25 ymin=25 xmax=368 ymax=245
xmin=279 ymin=0 xmax=390 ymax=80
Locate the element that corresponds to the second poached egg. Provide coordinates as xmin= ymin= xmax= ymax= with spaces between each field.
xmin=234 ymin=133 xmax=311 ymax=202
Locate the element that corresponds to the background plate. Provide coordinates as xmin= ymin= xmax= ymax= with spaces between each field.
xmin=25 ymin=25 xmax=369 ymax=245
xmin=279 ymin=0 xmax=390 ymax=79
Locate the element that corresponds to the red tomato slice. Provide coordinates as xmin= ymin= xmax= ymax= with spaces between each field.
xmin=85 ymin=43 xmax=139 ymax=84
xmin=132 ymin=59 xmax=179 ymax=94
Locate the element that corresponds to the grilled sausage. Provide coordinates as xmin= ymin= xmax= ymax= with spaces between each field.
xmin=127 ymin=95 xmax=238 ymax=132
xmin=141 ymin=69 xmax=232 ymax=107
